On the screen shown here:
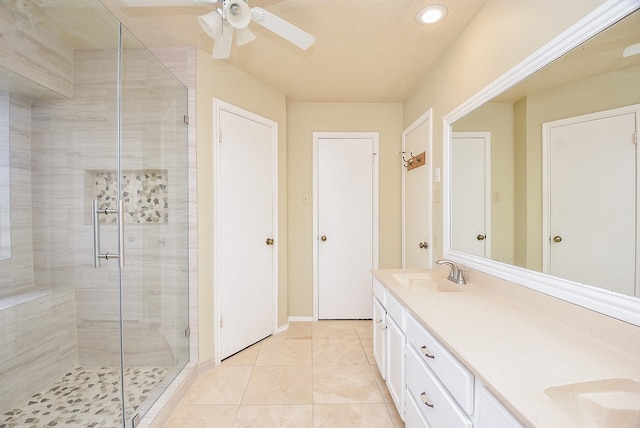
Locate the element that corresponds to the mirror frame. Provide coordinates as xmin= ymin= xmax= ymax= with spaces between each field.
xmin=443 ymin=0 xmax=640 ymax=327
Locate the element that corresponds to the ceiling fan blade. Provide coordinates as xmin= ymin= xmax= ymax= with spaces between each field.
xmin=212 ymin=23 xmax=234 ymax=59
xmin=250 ymin=7 xmax=315 ymax=50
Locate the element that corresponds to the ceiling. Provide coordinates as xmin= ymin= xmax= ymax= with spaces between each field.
xmin=97 ymin=0 xmax=489 ymax=102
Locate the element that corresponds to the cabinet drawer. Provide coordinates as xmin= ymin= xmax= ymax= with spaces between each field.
xmin=407 ymin=313 xmax=474 ymax=414
xmin=405 ymin=389 xmax=432 ymax=428
xmin=373 ymin=277 xmax=386 ymax=305
xmin=385 ymin=290 xmax=405 ymax=329
xmin=406 ymin=346 xmax=472 ymax=428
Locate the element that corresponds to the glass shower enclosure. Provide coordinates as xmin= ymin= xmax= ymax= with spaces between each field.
xmin=0 ymin=1 xmax=189 ymax=427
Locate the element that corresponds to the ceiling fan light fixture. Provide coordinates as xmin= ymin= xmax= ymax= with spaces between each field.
xmin=416 ymin=4 xmax=448 ymax=25
xmin=198 ymin=10 xmax=223 ymax=39
xmin=225 ymin=0 xmax=251 ymax=29
xmin=235 ymin=26 xmax=256 ymax=46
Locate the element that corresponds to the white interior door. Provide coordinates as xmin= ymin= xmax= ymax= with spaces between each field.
xmin=403 ymin=111 xmax=432 ymax=268
xmin=451 ymin=132 xmax=491 ymax=258
xmin=215 ymin=100 xmax=277 ymax=360
xmin=544 ymin=106 xmax=637 ymax=295
xmin=315 ymin=133 xmax=378 ymax=320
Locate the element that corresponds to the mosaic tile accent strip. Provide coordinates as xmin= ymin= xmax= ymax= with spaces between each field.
xmin=95 ymin=170 xmax=168 ymax=224
xmin=1 ymin=366 xmax=168 ymax=428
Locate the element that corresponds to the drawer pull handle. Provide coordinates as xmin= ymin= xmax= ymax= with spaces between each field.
xmin=420 ymin=392 xmax=434 ymax=408
xmin=375 ymin=318 xmax=382 ymax=324
xmin=421 ymin=346 xmax=435 ymax=359
xmin=380 ymin=324 xmax=387 ymax=330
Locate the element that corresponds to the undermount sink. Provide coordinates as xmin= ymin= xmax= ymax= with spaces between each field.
xmin=545 ymin=378 xmax=640 ymax=427
xmin=391 ymin=272 xmax=464 ymax=292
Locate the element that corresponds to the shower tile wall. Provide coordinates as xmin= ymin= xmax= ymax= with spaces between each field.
xmin=0 ymin=92 xmax=76 ymax=412
xmin=0 ymin=4 xmax=73 ymax=99
xmin=0 ymin=94 xmax=34 ymax=296
xmin=0 ymin=289 xmax=76 ymax=413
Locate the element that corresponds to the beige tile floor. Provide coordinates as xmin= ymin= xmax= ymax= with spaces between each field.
xmin=164 ymin=320 xmax=404 ymax=428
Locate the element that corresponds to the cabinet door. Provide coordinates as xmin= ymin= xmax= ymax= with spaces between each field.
xmin=373 ymin=297 xmax=387 ymax=379
xmin=386 ymin=315 xmax=406 ymax=420
xmin=476 ymin=383 xmax=522 ymax=428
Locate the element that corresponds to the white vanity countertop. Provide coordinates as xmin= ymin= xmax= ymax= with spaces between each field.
xmin=372 ymin=268 xmax=640 ymax=428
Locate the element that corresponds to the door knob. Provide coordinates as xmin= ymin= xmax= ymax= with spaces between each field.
xmin=266 ymin=238 xmax=274 ymax=246
xmin=553 ymin=235 xmax=562 ymax=243
xmin=320 ymin=235 xmax=327 ymax=242
xmin=476 ymin=234 xmax=486 ymax=241
xmin=419 ymin=242 xmax=429 ymax=249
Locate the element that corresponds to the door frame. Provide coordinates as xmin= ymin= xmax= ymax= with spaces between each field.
xmin=402 ymin=109 xmax=433 ymax=268
xmin=212 ymin=98 xmax=278 ymax=364
xmin=312 ymin=132 xmax=380 ymax=321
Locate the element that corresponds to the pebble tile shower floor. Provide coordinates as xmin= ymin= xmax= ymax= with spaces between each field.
xmin=1 ymin=366 xmax=168 ymax=428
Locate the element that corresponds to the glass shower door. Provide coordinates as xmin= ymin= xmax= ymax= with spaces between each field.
xmin=25 ymin=3 xmax=128 ymax=427
xmin=119 ymin=27 xmax=190 ymax=426
xmin=0 ymin=2 xmax=188 ymax=427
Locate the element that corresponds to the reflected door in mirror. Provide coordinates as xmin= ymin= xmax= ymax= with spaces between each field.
xmin=544 ymin=105 xmax=638 ymax=296
xmin=452 ymin=132 xmax=491 ymax=258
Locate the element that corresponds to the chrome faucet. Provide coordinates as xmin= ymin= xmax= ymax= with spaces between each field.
xmin=436 ymin=259 xmax=466 ymax=285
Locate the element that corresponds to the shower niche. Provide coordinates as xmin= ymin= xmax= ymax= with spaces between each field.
xmin=87 ymin=169 xmax=170 ymax=224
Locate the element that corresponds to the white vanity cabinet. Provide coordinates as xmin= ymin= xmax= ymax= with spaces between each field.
xmin=373 ymin=275 xmax=522 ymax=427
xmin=372 ymin=278 xmax=406 ymax=420
xmin=405 ymin=312 xmax=522 ymax=428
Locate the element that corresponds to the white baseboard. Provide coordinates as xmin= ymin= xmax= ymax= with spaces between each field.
xmin=288 ymin=316 xmax=314 ymax=322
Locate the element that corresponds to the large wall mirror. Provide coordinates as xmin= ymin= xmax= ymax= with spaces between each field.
xmin=444 ymin=1 xmax=640 ymax=326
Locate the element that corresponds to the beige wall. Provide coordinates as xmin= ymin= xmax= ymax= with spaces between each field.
xmin=403 ymin=0 xmax=608 ymax=261
xmin=286 ymin=102 xmax=403 ymax=317
xmin=196 ymin=50 xmax=288 ymax=362
xmin=513 ymin=98 xmax=528 ymax=268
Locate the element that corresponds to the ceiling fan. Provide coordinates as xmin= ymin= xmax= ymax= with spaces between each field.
xmin=121 ymin=0 xmax=316 ymax=59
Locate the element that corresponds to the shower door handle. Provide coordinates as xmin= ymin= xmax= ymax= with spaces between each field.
xmin=92 ymin=199 xmax=125 ymax=268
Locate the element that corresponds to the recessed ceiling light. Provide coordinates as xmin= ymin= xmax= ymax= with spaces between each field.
xmin=416 ymin=4 xmax=448 ymax=25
